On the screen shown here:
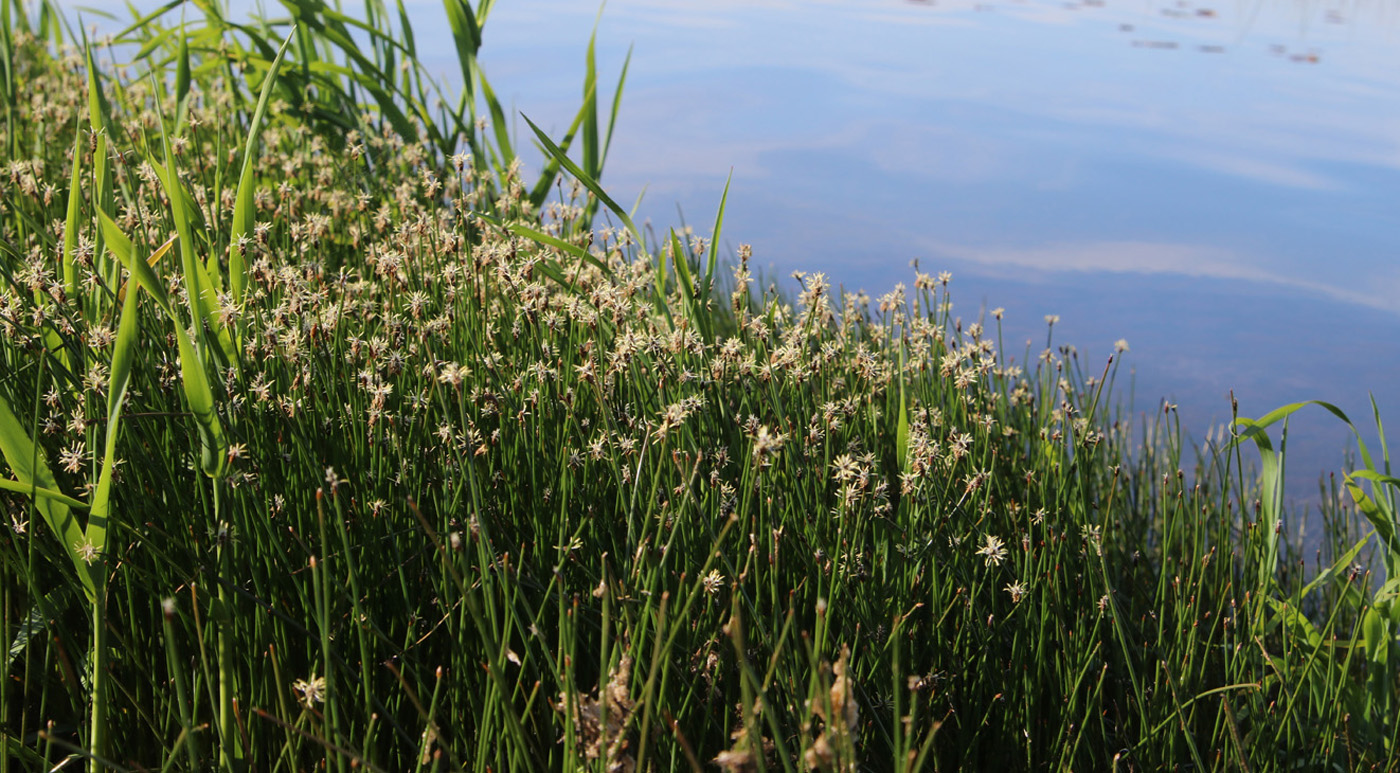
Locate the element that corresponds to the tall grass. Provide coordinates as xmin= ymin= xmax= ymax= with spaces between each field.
xmin=1 ymin=0 xmax=1398 ymax=770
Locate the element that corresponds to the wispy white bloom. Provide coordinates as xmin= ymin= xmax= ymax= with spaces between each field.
xmin=1005 ymin=580 xmax=1027 ymax=603
xmin=976 ymin=534 xmax=1007 ymax=567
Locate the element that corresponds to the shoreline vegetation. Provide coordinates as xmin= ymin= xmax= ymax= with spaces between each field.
xmin=1 ymin=0 xmax=1397 ymax=770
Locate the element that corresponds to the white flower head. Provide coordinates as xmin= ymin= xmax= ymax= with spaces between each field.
xmin=294 ymin=674 xmax=326 ymax=708
xmin=702 ymin=569 xmax=725 ymax=596
xmin=976 ymin=533 xmax=1007 ymax=567
xmin=1005 ymin=580 xmax=1027 ymax=603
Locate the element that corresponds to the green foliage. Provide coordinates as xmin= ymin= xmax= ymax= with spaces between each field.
xmin=0 ymin=1 xmax=1395 ymax=771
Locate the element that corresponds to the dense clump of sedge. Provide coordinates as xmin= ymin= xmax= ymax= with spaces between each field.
xmin=0 ymin=1 xmax=1395 ymax=770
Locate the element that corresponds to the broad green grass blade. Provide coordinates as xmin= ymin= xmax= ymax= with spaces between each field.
xmin=505 ymin=223 xmax=612 ymax=278
xmin=2 ymin=735 xmax=46 ymax=767
xmin=174 ymin=17 xmax=192 ymax=132
xmin=703 ymin=171 xmax=731 ymax=300
xmin=652 ymin=229 xmax=668 ymax=309
xmin=147 ymin=159 xmax=209 ymax=231
xmin=1369 ymin=394 xmax=1394 ymax=508
xmin=82 ymin=242 xmax=145 ymax=773
xmin=61 ymin=127 xmax=83 ymax=301
xmin=601 ymin=44 xmax=631 ymax=173
xmin=581 ymin=15 xmax=599 ymax=181
xmin=440 ymin=0 xmax=481 ymax=114
xmin=230 ymin=31 xmax=292 ymax=307
xmin=100 ymin=216 xmax=227 ymax=477
xmin=1344 ymin=471 xmax=1400 ymax=575
xmin=526 ymin=106 xmax=585 ymax=211
xmin=0 ymin=0 xmax=14 ymax=158
xmin=173 ymin=313 xmax=229 ymax=478
xmin=0 ymin=396 xmax=96 ymax=598
xmin=1235 ymin=400 xmax=1371 ymax=467
xmin=668 ymin=228 xmax=707 ymax=337
xmin=1347 ymin=469 xmax=1400 ymax=490
xmin=111 ymin=0 xmax=187 ymax=41
xmin=1233 ymin=399 xmax=1358 ymax=593
xmin=1299 ymin=534 xmax=1372 ymax=601
xmin=669 ymin=228 xmax=695 ymax=300
xmin=85 ymin=40 xmax=117 ymax=293
xmin=132 ymin=25 xmax=178 ymax=64
xmin=523 ymin=114 xmax=648 ymax=260
xmin=1231 ymin=414 xmax=1286 ymax=592
xmin=100 ymin=212 xmax=177 ymax=317
xmin=521 ymin=33 xmax=625 ymax=215
xmin=150 ymin=93 xmax=237 ymax=367
xmin=0 ymin=478 xmax=90 ymax=509
xmin=282 ymin=0 xmax=422 ymax=141
xmin=476 ymin=70 xmax=515 ymax=175
xmin=85 ymin=268 xmax=142 ymax=555
xmin=1361 ymin=604 xmax=1391 ymax=712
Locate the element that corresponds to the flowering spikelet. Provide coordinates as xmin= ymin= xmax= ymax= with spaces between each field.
xmin=976 ymin=533 xmax=1007 ymax=567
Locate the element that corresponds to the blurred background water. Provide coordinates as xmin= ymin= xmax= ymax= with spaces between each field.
xmin=68 ymin=0 xmax=1400 ymax=516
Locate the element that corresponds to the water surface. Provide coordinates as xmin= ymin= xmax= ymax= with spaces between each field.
xmin=467 ymin=0 xmax=1400 ymax=507
xmin=71 ymin=0 xmax=1400 ymax=509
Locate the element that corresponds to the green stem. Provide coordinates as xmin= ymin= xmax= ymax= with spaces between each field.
xmin=87 ymin=568 xmax=107 ymax=773
xmin=216 ymin=483 xmax=240 ymax=771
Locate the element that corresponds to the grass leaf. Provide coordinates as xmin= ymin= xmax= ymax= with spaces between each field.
xmin=229 ymin=31 xmax=293 ymax=307
xmin=0 ymin=395 xmax=96 ymax=598
xmin=505 ymin=222 xmax=612 ymax=278
xmin=85 ymin=263 xmax=142 ymax=556
xmin=523 ymin=113 xmax=647 ymax=260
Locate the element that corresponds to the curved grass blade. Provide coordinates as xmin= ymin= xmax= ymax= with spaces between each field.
xmin=0 ymin=478 xmax=90 ymax=509
xmin=174 ymin=15 xmax=192 ymax=132
xmin=1233 ymin=399 xmax=1358 ymax=592
xmin=1233 ymin=400 xmax=1370 ymax=467
xmin=669 ymin=228 xmax=698 ymax=332
xmin=83 ymin=38 xmax=118 ymax=295
xmin=521 ymin=30 xmax=624 ymax=213
xmin=100 ymin=216 xmax=227 ymax=478
xmin=703 ymin=171 xmax=731 ymax=301
xmin=0 ymin=396 xmax=96 ymax=598
xmin=80 ymin=248 xmax=146 ymax=773
xmin=1299 ymin=534 xmax=1373 ymax=602
xmin=440 ymin=0 xmax=481 ymax=115
xmin=523 ymin=113 xmax=647 ymax=260
xmin=477 ymin=69 xmax=515 ymax=175
xmin=505 ymin=223 xmax=612 ymax=278
xmin=1231 ymin=414 xmax=1286 ymax=592
xmin=149 ymin=85 xmax=239 ymax=369
xmin=111 ymin=0 xmax=187 ymax=42
xmin=1344 ymin=471 xmax=1400 ymax=576
xmin=230 ymin=31 xmax=293 ymax=307
xmin=526 ymin=105 xmax=585 ymax=211
xmin=61 ymin=128 xmax=83 ymax=301
xmin=601 ymin=44 xmax=631 ymax=174
xmin=85 ymin=265 xmax=142 ymax=556
xmin=101 ymin=212 xmax=176 ymax=316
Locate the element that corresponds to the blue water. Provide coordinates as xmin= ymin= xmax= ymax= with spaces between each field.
xmin=69 ymin=0 xmax=1400 ymax=513
xmin=467 ymin=0 xmax=1400 ymax=511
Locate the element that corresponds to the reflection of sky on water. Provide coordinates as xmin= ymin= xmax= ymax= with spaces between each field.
xmin=472 ymin=0 xmax=1400 ymax=504
xmin=478 ymin=0 xmax=1400 ymax=297
xmin=60 ymin=0 xmax=1400 ymax=505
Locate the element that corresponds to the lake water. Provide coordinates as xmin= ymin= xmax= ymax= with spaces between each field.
xmin=467 ymin=0 xmax=1400 ymax=510
xmin=71 ymin=0 xmax=1400 ymax=510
